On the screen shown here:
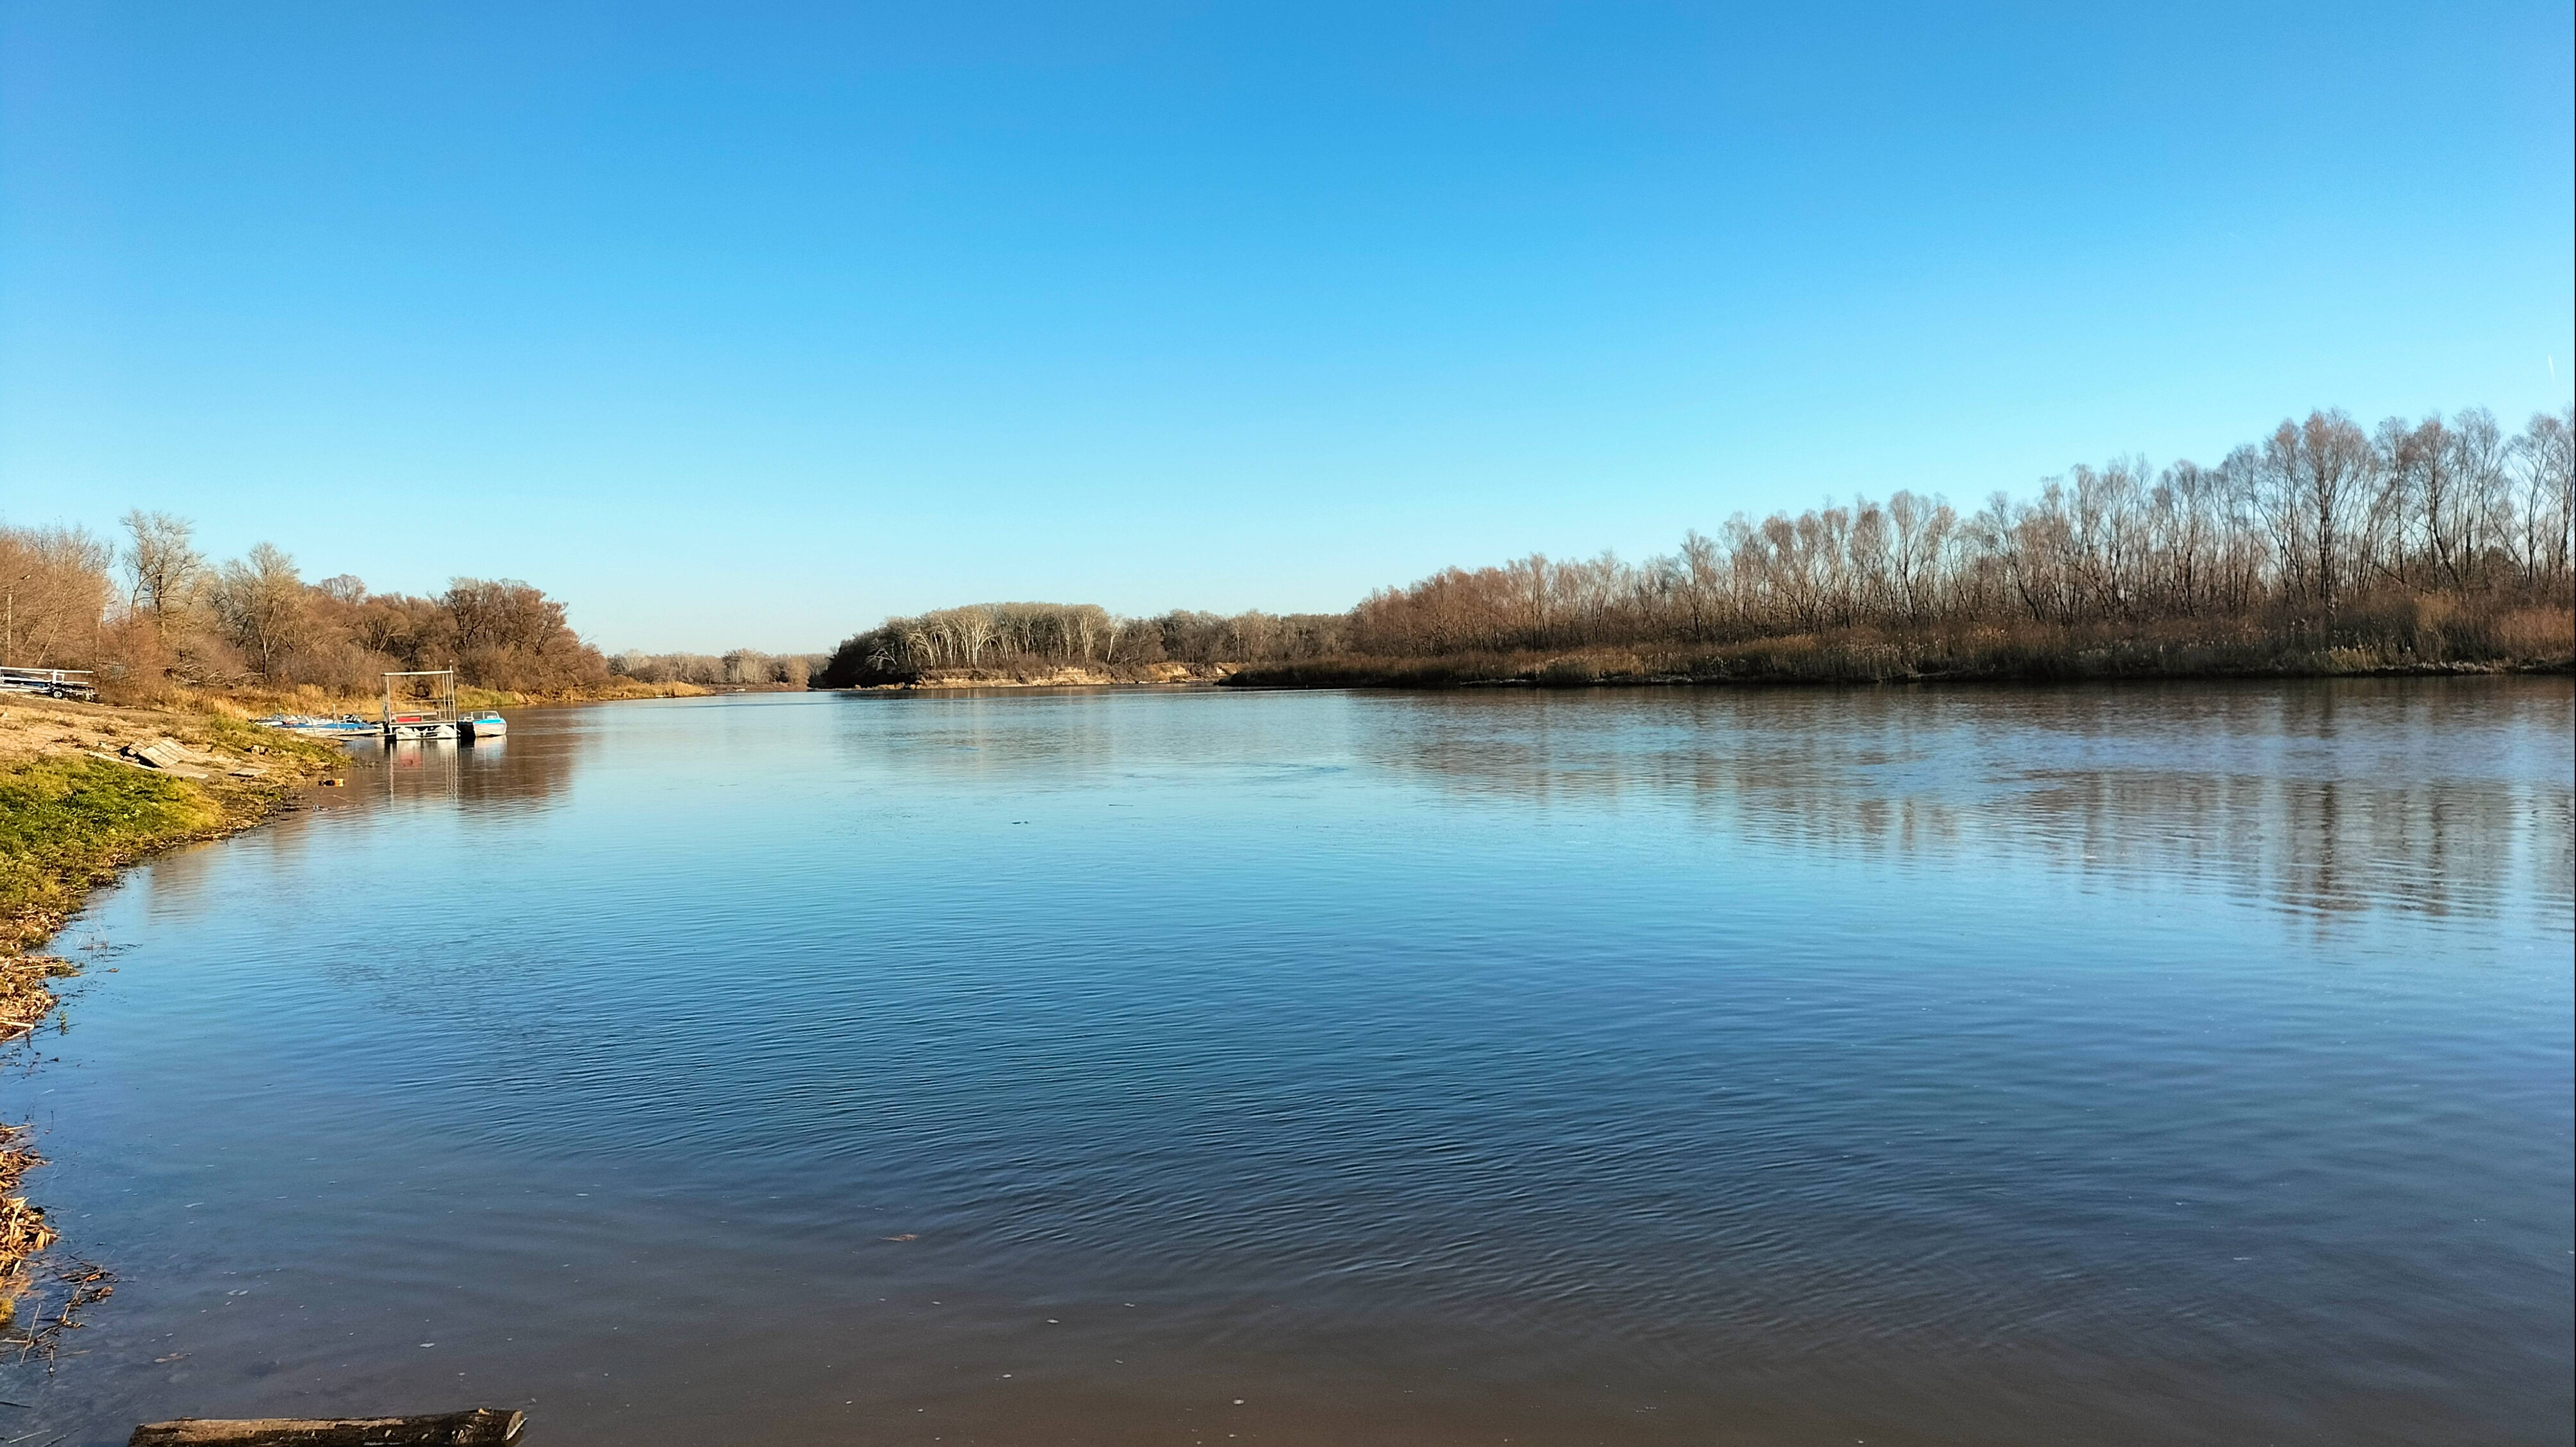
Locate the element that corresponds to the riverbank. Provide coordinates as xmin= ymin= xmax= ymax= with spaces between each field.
xmin=855 ymin=662 xmax=1235 ymax=690
xmin=108 ymin=678 xmax=714 ymax=721
xmin=1223 ymin=613 xmax=2576 ymax=688
xmin=1 ymin=693 xmax=352 ymax=951
xmin=1 ymin=677 xmax=715 ymax=1004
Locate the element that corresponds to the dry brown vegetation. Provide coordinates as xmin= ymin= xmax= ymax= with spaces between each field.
xmin=0 ymin=1119 xmax=58 ymax=1317
xmin=0 ymin=953 xmax=70 ymax=1039
xmin=0 ymin=511 xmax=626 ymax=701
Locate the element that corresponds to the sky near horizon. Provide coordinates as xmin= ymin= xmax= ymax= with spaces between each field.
xmin=3 ymin=2 xmax=2570 ymax=652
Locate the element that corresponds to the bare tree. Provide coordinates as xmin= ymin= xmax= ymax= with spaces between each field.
xmin=119 ymin=510 xmax=206 ymax=627
xmin=2260 ymin=410 xmax=2375 ymax=611
xmin=207 ymin=543 xmax=310 ymax=675
xmin=2448 ymin=409 xmax=2510 ymax=587
xmin=0 ymin=524 xmax=112 ymax=667
xmin=2508 ymin=407 xmax=2575 ymax=587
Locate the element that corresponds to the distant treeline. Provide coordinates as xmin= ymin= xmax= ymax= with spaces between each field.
xmin=0 ymin=511 xmax=613 ymax=696
xmin=1345 ymin=407 xmax=2572 ymax=656
xmin=819 ymin=603 xmax=1346 ymax=685
xmin=612 ymin=649 xmax=828 ymax=688
xmin=825 ymin=404 xmax=2575 ymax=686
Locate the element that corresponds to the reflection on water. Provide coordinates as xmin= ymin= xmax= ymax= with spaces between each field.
xmin=139 ymin=725 xmax=589 ymax=933
xmin=860 ymin=680 xmax=2572 ymax=923
xmin=1363 ymin=683 xmax=2573 ymax=923
xmin=11 ymin=680 xmax=2574 ymax=1447
xmin=362 ymin=727 xmax=580 ymax=813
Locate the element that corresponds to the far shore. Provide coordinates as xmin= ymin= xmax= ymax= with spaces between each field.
xmin=845 ymin=663 xmax=1236 ymax=690
xmin=832 ymin=647 xmax=2573 ymax=693
xmin=1218 ymin=645 xmax=2576 ymax=690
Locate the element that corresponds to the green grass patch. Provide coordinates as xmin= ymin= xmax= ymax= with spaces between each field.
xmin=0 ymin=757 xmax=226 ymax=949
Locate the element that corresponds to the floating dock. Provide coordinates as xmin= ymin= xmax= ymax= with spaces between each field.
xmin=381 ymin=669 xmax=464 ymax=740
xmin=251 ymin=672 xmax=506 ymax=744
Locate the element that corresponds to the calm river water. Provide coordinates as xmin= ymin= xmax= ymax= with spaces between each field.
xmin=7 ymin=681 xmax=2571 ymax=1445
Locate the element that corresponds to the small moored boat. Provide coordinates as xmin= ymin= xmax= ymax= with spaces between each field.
xmin=253 ymin=713 xmax=375 ymax=738
xmin=462 ymin=713 xmax=508 ymax=739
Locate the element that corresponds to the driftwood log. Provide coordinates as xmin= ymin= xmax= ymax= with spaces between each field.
xmin=129 ymin=1408 xmax=524 ymax=1446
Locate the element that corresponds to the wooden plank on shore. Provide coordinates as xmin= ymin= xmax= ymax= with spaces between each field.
xmin=128 ymin=1408 xmax=524 ymax=1446
xmin=122 ymin=740 xmax=213 ymax=778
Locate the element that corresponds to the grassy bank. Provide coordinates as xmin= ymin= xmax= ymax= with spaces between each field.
xmin=1225 ymin=609 xmax=2576 ymax=689
xmin=0 ymin=750 xmax=218 ymax=1301
xmin=0 ymin=757 xmax=226 ymax=950
xmin=2 ymin=676 xmax=714 ymax=958
xmin=1 ymin=696 xmax=348 ymax=950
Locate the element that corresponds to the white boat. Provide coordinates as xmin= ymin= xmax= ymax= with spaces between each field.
xmin=462 ymin=714 xmax=507 ymax=739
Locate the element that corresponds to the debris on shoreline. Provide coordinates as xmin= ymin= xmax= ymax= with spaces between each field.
xmin=0 ymin=956 xmax=76 ymax=1322
xmin=6 ymin=1256 xmax=116 ymax=1364
xmin=0 ymin=1124 xmax=60 ymax=1325
xmin=0 ymin=954 xmax=69 ymax=1040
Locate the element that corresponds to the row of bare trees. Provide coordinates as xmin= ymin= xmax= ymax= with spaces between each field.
xmin=1349 ymin=406 xmax=2574 ymax=656
xmin=0 ymin=510 xmax=613 ymax=694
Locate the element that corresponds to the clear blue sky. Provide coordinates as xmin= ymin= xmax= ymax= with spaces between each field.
xmin=3 ymin=2 xmax=2569 ymax=652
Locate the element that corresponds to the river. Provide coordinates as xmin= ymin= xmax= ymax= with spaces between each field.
xmin=8 ymin=680 xmax=2571 ymax=1445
